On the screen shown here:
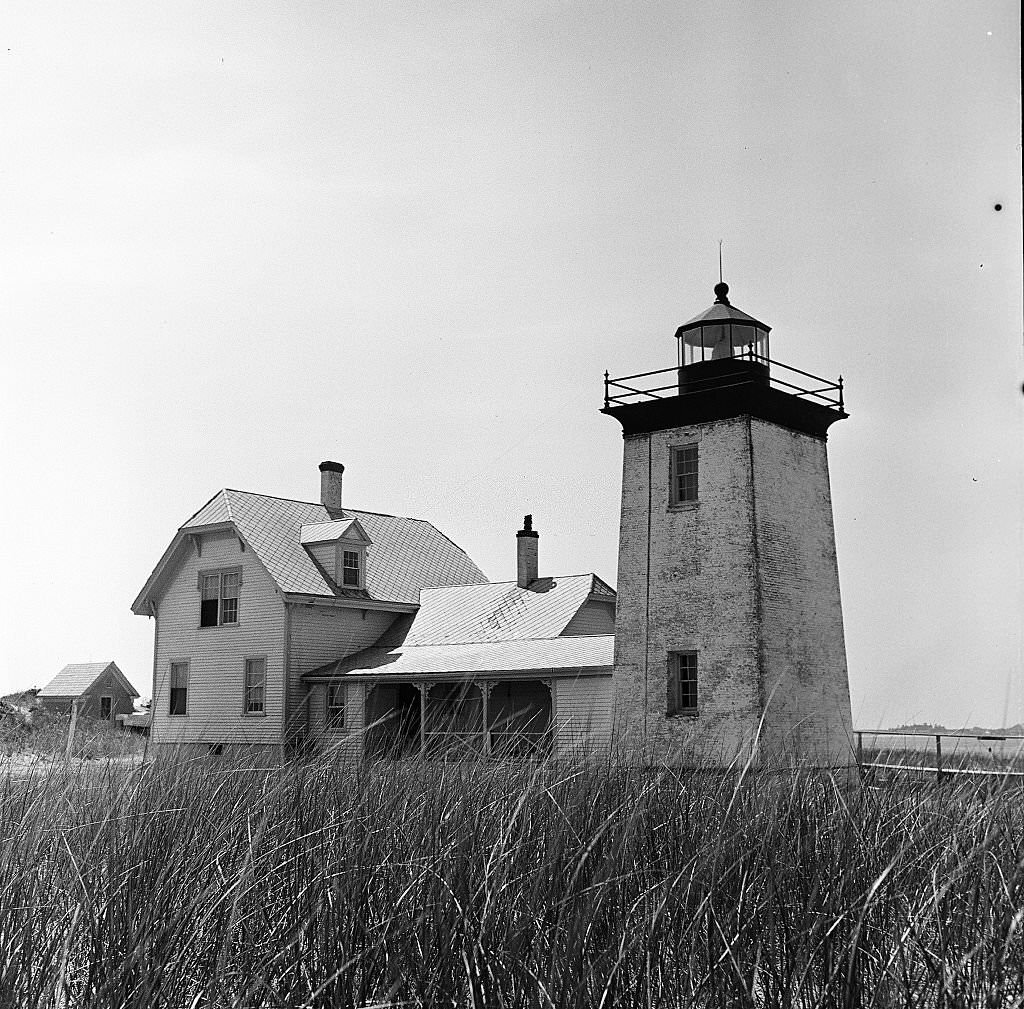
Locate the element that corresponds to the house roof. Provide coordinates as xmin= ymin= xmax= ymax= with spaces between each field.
xmin=39 ymin=661 xmax=139 ymax=699
xmin=401 ymin=574 xmax=616 ymax=645
xmin=133 ymin=489 xmax=488 ymax=612
xmin=303 ymin=635 xmax=614 ymax=680
xmin=302 ymin=573 xmax=616 ymax=681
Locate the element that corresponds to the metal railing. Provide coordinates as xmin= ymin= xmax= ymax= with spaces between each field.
xmin=855 ymin=729 xmax=1024 ymax=783
xmin=603 ymin=353 xmax=844 ymax=412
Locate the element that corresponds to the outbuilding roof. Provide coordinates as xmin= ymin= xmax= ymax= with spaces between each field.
xmin=39 ymin=661 xmax=139 ymax=699
xmin=133 ymin=489 xmax=488 ymax=612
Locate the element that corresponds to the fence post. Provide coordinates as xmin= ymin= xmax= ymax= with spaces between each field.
xmin=856 ymin=731 xmax=863 ymax=769
xmin=65 ymin=700 xmax=79 ymax=759
xmin=935 ymin=734 xmax=943 ymax=784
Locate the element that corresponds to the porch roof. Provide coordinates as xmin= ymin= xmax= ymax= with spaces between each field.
xmin=302 ymin=634 xmax=614 ymax=680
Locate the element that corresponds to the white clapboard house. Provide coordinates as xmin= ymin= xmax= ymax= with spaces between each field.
xmin=132 ymin=462 xmax=615 ymax=758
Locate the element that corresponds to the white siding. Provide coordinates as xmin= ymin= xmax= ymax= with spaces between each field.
xmin=553 ymin=674 xmax=613 ymax=757
xmin=306 ymin=681 xmax=365 ymax=761
xmin=286 ymin=603 xmax=397 ymax=742
xmin=152 ymin=530 xmax=285 ymax=748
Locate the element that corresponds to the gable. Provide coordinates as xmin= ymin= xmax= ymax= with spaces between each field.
xmin=561 ymin=597 xmax=616 ymax=636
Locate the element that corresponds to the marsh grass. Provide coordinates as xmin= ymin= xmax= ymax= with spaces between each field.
xmin=1 ymin=750 xmax=1022 ymax=1007
xmin=0 ymin=710 xmax=145 ymax=762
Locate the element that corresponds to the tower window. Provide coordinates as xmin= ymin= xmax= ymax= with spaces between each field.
xmin=667 ymin=652 xmax=698 ymax=716
xmin=670 ymin=444 xmax=699 ymax=505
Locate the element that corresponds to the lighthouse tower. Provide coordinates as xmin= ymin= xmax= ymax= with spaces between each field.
xmin=602 ymin=281 xmax=854 ymax=768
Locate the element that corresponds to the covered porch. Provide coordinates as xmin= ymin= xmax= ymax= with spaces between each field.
xmin=364 ymin=677 xmax=553 ymax=760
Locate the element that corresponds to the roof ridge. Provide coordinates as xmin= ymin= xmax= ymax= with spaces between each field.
xmin=421 ymin=573 xmax=595 ymax=592
xmin=222 ymin=488 xmax=436 ymax=524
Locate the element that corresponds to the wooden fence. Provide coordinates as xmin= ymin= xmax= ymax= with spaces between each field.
xmin=855 ymin=729 xmax=1024 ymax=783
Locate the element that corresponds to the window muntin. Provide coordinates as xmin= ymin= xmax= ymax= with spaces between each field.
xmin=670 ymin=444 xmax=698 ymax=505
xmin=326 ymin=683 xmax=346 ymax=729
xmin=244 ymin=657 xmax=266 ymax=715
xmin=198 ymin=569 xmax=241 ymax=627
xmin=169 ymin=661 xmax=189 ymax=716
xmin=221 ymin=573 xmax=240 ymax=624
xmin=341 ymin=550 xmax=361 ymax=588
xmin=667 ymin=651 xmax=698 ymax=716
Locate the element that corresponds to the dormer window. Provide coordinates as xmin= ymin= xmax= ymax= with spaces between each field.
xmin=342 ymin=550 xmax=362 ymax=587
xmin=300 ymin=517 xmax=373 ymax=595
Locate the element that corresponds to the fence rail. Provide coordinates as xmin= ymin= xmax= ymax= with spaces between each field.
xmin=855 ymin=729 xmax=1024 ymax=783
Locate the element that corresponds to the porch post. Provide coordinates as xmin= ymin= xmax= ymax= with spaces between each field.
xmin=541 ymin=678 xmax=554 ymax=756
xmin=419 ymin=682 xmax=427 ymax=758
xmin=481 ymin=680 xmax=495 ymax=756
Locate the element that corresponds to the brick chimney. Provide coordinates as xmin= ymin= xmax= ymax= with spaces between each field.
xmin=319 ymin=461 xmax=345 ymax=517
xmin=516 ymin=514 xmax=539 ymax=588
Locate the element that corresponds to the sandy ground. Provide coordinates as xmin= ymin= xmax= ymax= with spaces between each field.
xmin=0 ymin=751 xmax=146 ymax=778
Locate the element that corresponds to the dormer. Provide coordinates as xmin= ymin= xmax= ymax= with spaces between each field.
xmin=300 ymin=517 xmax=373 ymax=592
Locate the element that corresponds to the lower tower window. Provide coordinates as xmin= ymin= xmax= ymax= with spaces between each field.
xmin=670 ymin=444 xmax=699 ymax=505
xmin=667 ymin=651 xmax=698 ymax=716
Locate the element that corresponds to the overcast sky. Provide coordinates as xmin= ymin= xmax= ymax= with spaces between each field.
xmin=2 ymin=1 xmax=1020 ymax=728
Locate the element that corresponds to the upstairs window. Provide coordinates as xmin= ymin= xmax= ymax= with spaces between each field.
xmin=670 ymin=444 xmax=699 ymax=505
xmin=199 ymin=569 xmax=241 ymax=627
xmin=244 ymin=657 xmax=266 ymax=715
xmin=326 ymin=683 xmax=347 ymax=729
xmin=341 ymin=550 xmax=362 ymax=588
xmin=169 ymin=661 xmax=189 ymax=716
xmin=667 ymin=651 xmax=698 ymax=716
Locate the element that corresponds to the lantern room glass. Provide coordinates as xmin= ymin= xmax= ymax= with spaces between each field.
xmin=677 ymin=324 xmax=770 ymax=368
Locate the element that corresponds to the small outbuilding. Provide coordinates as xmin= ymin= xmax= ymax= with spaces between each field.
xmin=38 ymin=661 xmax=139 ymax=721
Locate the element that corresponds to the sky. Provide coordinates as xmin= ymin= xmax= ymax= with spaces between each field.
xmin=1 ymin=1 xmax=1020 ymax=729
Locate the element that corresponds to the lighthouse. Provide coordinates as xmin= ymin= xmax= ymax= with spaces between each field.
xmin=603 ymin=281 xmax=854 ymax=769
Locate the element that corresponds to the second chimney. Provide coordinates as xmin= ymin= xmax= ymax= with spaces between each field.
xmin=516 ymin=514 xmax=539 ymax=588
xmin=319 ymin=461 xmax=345 ymax=517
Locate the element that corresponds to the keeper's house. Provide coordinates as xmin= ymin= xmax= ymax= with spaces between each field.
xmin=132 ymin=463 xmax=614 ymax=758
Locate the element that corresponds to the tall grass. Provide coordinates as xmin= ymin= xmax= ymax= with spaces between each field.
xmin=1 ymin=751 xmax=1021 ymax=1007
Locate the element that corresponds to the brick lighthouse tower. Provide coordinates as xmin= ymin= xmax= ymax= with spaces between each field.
xmin=602 ymin=280 xmax=854 ymax=768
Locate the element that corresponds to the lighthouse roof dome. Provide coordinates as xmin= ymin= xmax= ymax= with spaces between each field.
xmin=675 ymin=283 xmax=771 ymax=344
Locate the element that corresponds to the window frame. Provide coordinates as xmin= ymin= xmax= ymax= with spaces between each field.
xmin=326 ymin=682 xmax=347 ymax=731
xmin=168 ymin=661 xmax=190 ymax=717
xmin=667 ymin=651 xmax=699 ymax=717
xmin=243 ymin=656 xmax=267 ymax=716
xmin=669 ymin=442 xmax=699 ymax=507
xmin=336 ymin=545 xmax=366 ymax=589
xmin=99 ymin=695 xmax=113 ymax=720
xmin=197 ymin=567 xmax=243 ymax=628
